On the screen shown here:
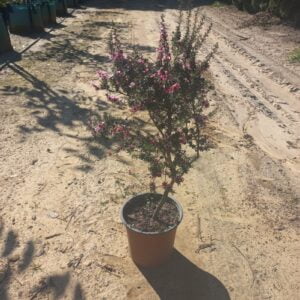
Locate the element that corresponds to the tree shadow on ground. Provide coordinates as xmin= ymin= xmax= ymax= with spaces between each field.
xmin=28 ymin=38 xmax=109 ymax=66
xmin=0 ymin=219 xmax=86 ymax=299
xmin=1 ymin=63 xmax=91 ymax=134
xmin=29 ymin=273 xmax=86 ymax=299
xmin=85 ymin=0 xmax=215 ymax=11
xmin=24 ymin=18 xmax=127 ymax=64
xmin=0 ymin=62 xmax=134 ymax=170
xmin=138 ymin=249 xmax=231 ymax=300
xmin=0 ymin=220 xmax=34 ymax=300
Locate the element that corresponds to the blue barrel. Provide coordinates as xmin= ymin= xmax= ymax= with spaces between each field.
xmin=8 ymin=4 xmax=31 ymax=34
xmin=0 ymin=13 xmax=13 ymax=53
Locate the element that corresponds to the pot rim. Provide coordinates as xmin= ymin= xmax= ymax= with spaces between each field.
xmin=120 ymin=192 xmax=183 ymax=235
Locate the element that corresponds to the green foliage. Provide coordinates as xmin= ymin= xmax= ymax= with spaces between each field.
xmin=92 ymin=3 xmax=216 ymax=201
xmin=0 ymin=0 xmax=10 ymax=7
xmin=289 ymin=48 xmax=300 ymax=63
xmin=229 ymin=0 xmax=299 ymax=25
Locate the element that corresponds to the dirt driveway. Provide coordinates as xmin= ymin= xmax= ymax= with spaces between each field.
xmin=0 ymin=1 xmax=299 ymax=299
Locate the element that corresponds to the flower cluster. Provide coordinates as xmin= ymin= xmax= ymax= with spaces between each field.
xmin=92 ymin=6 xmax=217 ymax=212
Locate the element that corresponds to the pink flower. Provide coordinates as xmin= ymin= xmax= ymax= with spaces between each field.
xmin=151 ymin=69 xmax=171 ymax=81
xmin=130 ymin=104 xmax=142 ymax=113
xmin=111 ymin=124 xmax=130 ymax=138
xmin=179 ymin=134 xmax=187 ymax=144
xmin=94 ymin=122 xmax=105 ymax=133
xmin=96 ymin=70 xmax=109 ymax=80
xmin=129 ymin=82 xmax=135 ymax=88
xmin=111 ymin=50 xmax=125 ymax=61
xmin=158 ymin=69 xmax=169 ymax=81
xmin=165 ymin=83 xmax=180 ymax=94
xmin=156 ymin=16 xmax=171 ymax=65
xmin=183 ymin=62 xmax=191 ymax=70
xmin=106 ymin=94 xmax=121 ymax=104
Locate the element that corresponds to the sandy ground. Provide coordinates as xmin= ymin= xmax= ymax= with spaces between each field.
xmin=0 ymin=1 xmax=299 ymax=299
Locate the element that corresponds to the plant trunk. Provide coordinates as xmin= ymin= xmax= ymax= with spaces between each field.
xmin=152 ymin=188 xmax=169 ymax=220
xmin=152 ymin=178 xmax=175 ymax=220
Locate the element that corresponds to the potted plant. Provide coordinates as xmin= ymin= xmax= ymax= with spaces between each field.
xmin=92 ymin=4 xmax=217 ymax=267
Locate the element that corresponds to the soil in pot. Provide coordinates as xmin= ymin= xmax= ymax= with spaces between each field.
xmin=123 ymin=193 xmax=180 ymax=233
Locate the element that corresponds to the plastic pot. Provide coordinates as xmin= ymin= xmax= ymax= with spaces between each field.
xmin=48 ymin=0 xmax=57 ymax=24
xmin=30 ymin=3 xmax=44 ymax=32
xmin=66 ymin=0 xmax=79 ymax=8
xmin=56 ymin=0 xmax=67 ymax=16
xmin=0 ymin=13 xmax=13 ymax=53
xmin=121 ymin=193 xmax=183 ymax=268
xmin=41 ymin=1 xmax=50 ymax=26
xmin=8 ymin=4 xmax=31 ymax=34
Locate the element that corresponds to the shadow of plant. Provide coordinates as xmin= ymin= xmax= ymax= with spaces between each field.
xmin=138 ymin=249 xmax=231 ymax=300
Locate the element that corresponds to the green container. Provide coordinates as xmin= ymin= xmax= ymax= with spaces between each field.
xmin=30 ymin=3 xmax=44 ymax=32
xmin=41 ymin=1 xmax=56 ymax=25
xmin=55 ymin=0 xmax=67 ymax=16
xmin=48 ymin=0 xmax=56 ymax=23
xmin=8 ymin=4 xmax=31 ymax=34
xmin=0 ymin=14 xmax=13 ymax=53
xmin=66 ymin=0 xmax=78 ymax=8
xmin=41 ymin=1 xmax=50 ymax=26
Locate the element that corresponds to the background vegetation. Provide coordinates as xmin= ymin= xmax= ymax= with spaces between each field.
xmin=222 ymin=0 xmax=300 ymax=26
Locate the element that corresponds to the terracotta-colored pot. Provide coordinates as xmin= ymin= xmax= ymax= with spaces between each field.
xmin=120 ymin=193 xmax=183 ymax=268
